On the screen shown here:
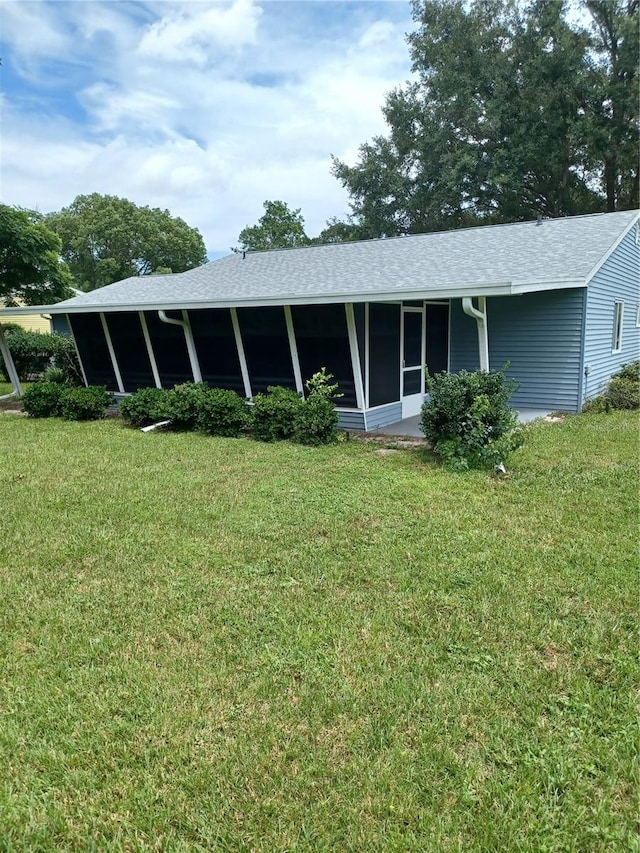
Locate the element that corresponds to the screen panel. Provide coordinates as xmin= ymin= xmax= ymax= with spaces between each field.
xmin=290 ymin=304 xmax=356 ymax=407
xmin=426 ymin=303 xmax=449 ymax=376
xmin=68 ymin=313 xmax=117 ymax=390
xmin=143 ymin=311 xmax=193 ymax=388
xmin=403 ymin=311 xmax=422 ymax=367
xmin=105 ymin=312 xmax=155 ymax=392
xmin=369 ymin=303 xmax=400 ymax=407
xmin=188 ymin=309 xmax=244 ymax=395
xmin=237 ymin=306 xmax=296 ymax=395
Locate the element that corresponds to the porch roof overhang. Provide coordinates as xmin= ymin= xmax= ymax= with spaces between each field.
xmin=0 ymin=276 xmax=586 ymax=319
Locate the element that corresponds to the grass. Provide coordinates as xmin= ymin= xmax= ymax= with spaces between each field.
xmin=0 ymin=412 xmax=638 ymax=852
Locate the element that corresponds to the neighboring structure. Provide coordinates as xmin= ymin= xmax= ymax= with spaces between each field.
xmin=0 ymin=301 xmax=51 ymax=334
xmin=1 ymin=211 xmax=638 ymax=428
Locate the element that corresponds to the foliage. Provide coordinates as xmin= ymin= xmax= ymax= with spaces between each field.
xmin=42 ymin=366 xmax=68 ymax=385
xmin=293 ymin=394 xmax=339 ymax=446
xmin=331 ymin=0 xmax=638 ymax=238
xmin=164 ymin=382 xmax=210 ymax=431
xmin=2 ymin=327 xmax=83 ymax=384
xmin=606 ymin=374 xmax=640 ymax=409
xmin=250 ymin=386 xmax=304 ymax=442
xmin=21 ymin=381 xmax=64 ymax=417
xmin=46 ymin=193 xmax=207 ymax=291
xmin=196 ymin=387 xmax=249 ymax=438
xmin=119 ymin=388 xmax=170 ymax=428
xmin=0 ymin=413 xmax=637 ymax=850
xmin=583 ymin=360 xmax=640 ymax=412
xmin=292 ymin=368 xmax=341 ymax=446
xmin=303 ymin=367 xmax=343 ymax=402
xmin=236 ymin=200 xmax=311 ymax=252
xmin=0 ymin=204 xmax=74 ymax=304
xmin=420 ymin=367 xmax=523 ymax=470
xmin=59 ymin=386 xmax=114 ymax=421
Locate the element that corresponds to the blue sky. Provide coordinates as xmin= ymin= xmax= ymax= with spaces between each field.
xmin=0 ymin=0 xmax=414 ymax=257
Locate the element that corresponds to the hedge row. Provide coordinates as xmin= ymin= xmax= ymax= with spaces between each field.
xmin=22 ymin=383 xmax=113 ymax=420
xmin=0 ymin=326 xmax=83 ymax=385
xmin=119 ymin=370 xmax=341 ymax=446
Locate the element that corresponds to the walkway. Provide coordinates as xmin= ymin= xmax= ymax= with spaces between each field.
xmin=372 ymin=409 xmax=554 ymax=438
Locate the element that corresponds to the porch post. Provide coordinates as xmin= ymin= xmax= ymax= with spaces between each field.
xmin=345 ymin=303 xmax=366 ymax=413
xmin=0 ymin=322 xmax=22 ymax=397
xmin=462 ymin=296 xmax=489 ymax=371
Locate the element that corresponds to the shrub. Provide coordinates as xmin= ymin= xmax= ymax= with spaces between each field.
xmin=197 ymin=387 xmax=248 ymax=437
xmin=582 ymin=395 xmax=612 ymax=414
xmin=294 ymin=394 xmax=339 ymax=446
xmin=164 ymin=382 xmax=210 ymax=431
xmin=294 ymin=369 xmax=341 ymax=446
xmin=59 ymin=386 xmax=113 ymax=421
xmin=420 ymin=367 xmax=523 ymax=470
xmin=606 ymin=361 xmax=639 ymax=409
xmin=2 ymin=328 xmax=82 ymax=384
xmin=119 ymin=387 xmax=170 ymax=428
xmin=42 ymin=365 xmax=68 ymax=384
xmin=582 ymin=362 xmax=640 ymax=413
xmin=251 ymin=386 xmax=304 ymax=442
xmin=21 ymin=382 xmax=65 ymax=418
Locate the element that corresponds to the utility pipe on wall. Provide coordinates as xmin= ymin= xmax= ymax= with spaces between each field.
xmin=462 ymin=296 xmax=489 ymax=372
xmin=158 ymin=310 xmax=202 ymax=383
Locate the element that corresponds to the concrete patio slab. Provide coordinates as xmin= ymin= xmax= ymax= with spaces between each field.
xmin=371 ymin=409 xmax=555 ymax=438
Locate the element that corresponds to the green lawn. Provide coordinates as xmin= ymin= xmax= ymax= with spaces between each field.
xmin=0 ymin=412 xmax=637 ymax=852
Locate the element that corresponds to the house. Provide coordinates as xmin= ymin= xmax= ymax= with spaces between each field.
xmin=1 ymin=210 xmax=638 ymax=428
xmin=0 ymin=300 xmax=51 ymax=334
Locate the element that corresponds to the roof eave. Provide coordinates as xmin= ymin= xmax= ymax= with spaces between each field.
xmin=0 ymin=282 xmax=519 ymax=316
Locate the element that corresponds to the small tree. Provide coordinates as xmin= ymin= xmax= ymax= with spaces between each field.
xmin=420 ymin=368 xmax=523 ymax=470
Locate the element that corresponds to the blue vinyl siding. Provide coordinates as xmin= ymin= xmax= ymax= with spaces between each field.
xmin=366 ymin=402 xmax=403 ymax=429
xmin=583 ymin=228 xmax=640 ymax=401
xmin=337 ymin=402 xmax=403 ymax=432
xmin=337 ymin=411 xmax=365 ymax=430
xmin=450 ymin=290 xmax=585 ymax=411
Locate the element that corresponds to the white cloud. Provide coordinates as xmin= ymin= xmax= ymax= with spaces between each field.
xmin=137 ymin=0 xmax=262 ymax=64
xmin=1 ymin=1 xmax=415 ymax=255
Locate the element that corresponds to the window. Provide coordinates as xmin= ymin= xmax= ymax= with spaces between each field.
xmin=636 ymin=304 xmax=640 ymax=328
xmin=612 ymin=301 xmax=624 ymax=353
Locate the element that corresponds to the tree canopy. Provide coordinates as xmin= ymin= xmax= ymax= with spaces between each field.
xmin=47 ymin=194 xmax=208 ymax=291
xmin=331 ymin=0 xmax=639 ymax=238
xmin=236 ymin=200 xmax=312 ymax=252
xmin=0 ymin=204 xmax=74 ymax=305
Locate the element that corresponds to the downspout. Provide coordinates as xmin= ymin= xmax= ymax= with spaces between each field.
xmin=0 ymin=322 xmax=23 ymax=398
xmin=462 ymin=296 xmax=489 ymax=371
xmin=158 ymin=310 xmax=202 ymax=383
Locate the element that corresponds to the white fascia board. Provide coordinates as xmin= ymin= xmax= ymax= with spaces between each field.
xmin=18 ymin=282 xmax=517 ymax=315
xmin=583 ymin=211 xmax=640 ymax=285
xmin=509 ymin=277 xmax=586 ymax=294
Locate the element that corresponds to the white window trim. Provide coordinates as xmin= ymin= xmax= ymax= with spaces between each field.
xmin=635 ymin=304 xmax=640 ymax=328
xmin=612 ymin=300 xmax=624 ymax=354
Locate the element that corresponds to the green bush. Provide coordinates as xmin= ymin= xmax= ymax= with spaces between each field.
xmin=294 ymin=394 xmax=339 ymax=446
xmin=119 ymin=387 xmax=170 ymax=428
xmin=59 ymin=386 xmax=113 ymax=421
xmin=582 ymin=395 xmax=612 ymax=414
xmin=197 ymin=388 xmax=248 ymax=437
xmin=250 ymin=386 xmax=304 ymax=442
xmin=606 ymin=361 xmax=639 ymax=409
xmin=2 ymin=328 xmax=82 ymax=384
xmin=583 ymin=362 xmax=640 ymax=413
xmin=42 ymin=366 xmax=68 ymax=384
xmin=293 ymin=369 xmax=341 ymax=446
xmin=420 ymin=367 xmax=523 ymax=470
xmin=164 ymin=382 xmax=210 ymax=431
xmin=21 ymin=382 xmax=65 ymax=418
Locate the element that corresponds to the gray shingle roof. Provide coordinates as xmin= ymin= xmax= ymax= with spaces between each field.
xmin=6 ymin=210 xmax=640 ymax=315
